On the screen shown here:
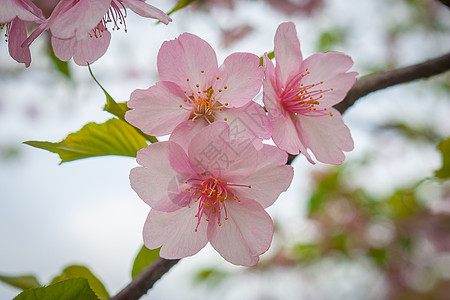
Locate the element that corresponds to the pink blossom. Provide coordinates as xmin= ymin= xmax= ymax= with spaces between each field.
xmin=263 ymin=22 xmax=357 ymax=164
xmin=125 ymin=32 xmax=271 ymax=149
xmin=130 ymin=122 xmax=293 ymax=266
xmin=0 ymin=0 xmax=44 ymax=67
xmin=24 ymin=0 xmax=172 ymax=65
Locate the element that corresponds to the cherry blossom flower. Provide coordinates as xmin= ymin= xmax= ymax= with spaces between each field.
xmin=130 ymin=122 xmax=293 ymax=266
xmin=23 ymin=0 xmax=172 ymax=65
xmin=263 ymin=22 xmax=357 ymax=164
xmin=125 ymin=32 xmax=271 ymax=149
xmin=0 ymin=0 xmax=44 ymax=67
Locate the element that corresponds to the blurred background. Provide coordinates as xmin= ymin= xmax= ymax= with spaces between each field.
xmin=1 ymin=0 xmax=450 ymax=299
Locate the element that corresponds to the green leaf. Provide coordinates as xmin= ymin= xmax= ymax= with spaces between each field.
xmin=0 ymin=275 xmax=41 ymax=291
xmin=88 ymin=66 xmax=158 ymax=144
xmin=25 ymin=118 xmax=148 ymax=163
xmin=259 ymin=51 xmax=274 ymax=66
xmin=51 ymin=265 xmax=109 ymax=300
xmin=14 ymin=278 xmax=99 ymax=300
xmin=435 ymin=137 xmax=450 ymax=179
xmin=88 ymin=66 xmax=128 ymax=121
xmin=131 ymin=246 xmax=160 ymax=279
xmin=166 ymin=0 xmax=197 ymax=16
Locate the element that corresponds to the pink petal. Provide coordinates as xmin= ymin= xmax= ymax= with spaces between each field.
xmin=167 ymin=140 xmax=195 ymax=176
xmin=50 ymin=0 xmax=110 ymax=40
xmin=188 ymin=122 xmax=258 ymax=181
xmin=51 ymin=28 xmax=111 ymax=65
xmin=8 ymin=17 xmax=31 ymax=67
xmin=295 ymin=108 xmax=354 ymax=164
xmin=130 ymin=142 xmax=187 ymax=212
xmin=157 ymin=33 xmax=218 ymax=93
xmin=270 ymin=113 xmax=305 ymax=156
xmin=169 ymin=119 xmax=208 ymax=153
xmin=121 ymin=0 xmax=171 ymax=25
xmin=262 ymin=54 xmax=283 ymax=118
xmin=207 ymin=199 xmax=273 ymax=266
xmin=214 ymin=101 xmax=272 ymax=150
xmin=230 ymin=144 xmax=293 ymax=208
xmin=213 ymin=52 xmax=263 ymax=108
xmin=125 ymin=81 xmax=192 ymax=136
xmin=0 ymin=0 xmax=43 ymax=23
xmin=274 ymin=22 xmax=303 ymax=87
xmin=22 ymin=0 xmax=76 ymax=48
xmin=143 ymin=205 xmax=208 ymax=259
xmin=19 ymin=0 xmax=45 ymax=20
xmin=50 ymin=36 xmax=75 ymax=62
xmin=300 ymin=52 xmax=357 ymax=107
xmin=72 ymin=30 xmax=110 ymax=65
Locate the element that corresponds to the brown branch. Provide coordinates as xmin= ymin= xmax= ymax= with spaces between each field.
xmin=334 ymin=52 xmax=450 ymax=114
xmin=437 ymin=0 xmax=450 ymax=9
xmin=109 ymin=52 xmax=450 ymax=300
xmin=109 ymin=258 xmax=179 ymax=300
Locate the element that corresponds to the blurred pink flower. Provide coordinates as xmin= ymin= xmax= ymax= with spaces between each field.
xmin=263 ymin=22 xmax=357 ymax=164
xmin=24 ymin=0 xmax=172 ymax=65
xmin=0 ymin=0 xmax=44 ymax=67
xmin=130 ymin=122 xmax=293 ymax=266
xmin=126 ymin=32 xmax=271 ymax=149
xmin=267 ymin=0 xmax=324 ymax=16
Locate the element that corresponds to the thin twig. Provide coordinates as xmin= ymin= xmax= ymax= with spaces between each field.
xmin=109 ymin=52 xmax=450 ymax=300
xmin=109 ymin=258 xmax=179 ymax=300
xmin=437 ymin=0 xmax=450 ymax=9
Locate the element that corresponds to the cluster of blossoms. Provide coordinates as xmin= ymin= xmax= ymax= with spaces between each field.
xmin=126 ymin=22 xmax=358 ymax=265
xmin=1 ymin=0 xmax=171 ymax=67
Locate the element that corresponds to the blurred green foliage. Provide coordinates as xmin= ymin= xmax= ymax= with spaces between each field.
xmin=194 ymin=268 xmax=228 ymax=285
xmin=317 ymin=27 xmax=347 ymax=52
xmin=435 ymin=137 xmax=450 ymax=179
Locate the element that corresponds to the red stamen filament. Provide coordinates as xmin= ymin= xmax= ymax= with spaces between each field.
xmin=184 ymin=177 xmax=250 ymax=231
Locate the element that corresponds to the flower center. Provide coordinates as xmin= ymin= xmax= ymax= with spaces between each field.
xmin=280 ymin=68 xmax=334 ymax=117
xmin=184 ymin=177 xmax=250 ymax=231
xmin=179 ymin=72 xmax=230 ymax=123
